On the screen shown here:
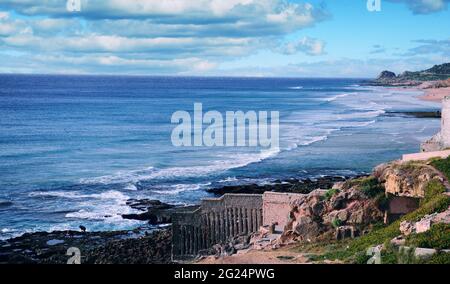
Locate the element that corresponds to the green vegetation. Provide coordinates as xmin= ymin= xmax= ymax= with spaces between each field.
xmin=406 ymin=223 xmax=450 ymax=250
xmin=331 ymin=218 xmax=343 ymax=229
xmin=422 ymin=180 xmax=446 ymax=205
xmin=345 ymin=176 xmax=384 ymax=198
xmin=431 ymin=156 xmax=450 ymax=181
xmin=420 ymin=252 xmax=450 ymax=264
xmin=320 ymin=189 xmax=450 ymax=263
xmin=324 ymin=188 xmax=340 ymax=201
xmin=359 ymin=176 xmax=385 ymax=198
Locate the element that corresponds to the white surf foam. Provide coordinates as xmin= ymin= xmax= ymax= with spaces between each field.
xmin=323 ymin=93 xmax=350 ymax=102
xmin=80 ymin=148 xmax=280 ymax=186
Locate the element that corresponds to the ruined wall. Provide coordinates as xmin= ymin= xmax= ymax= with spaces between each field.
xmin=172 ymin=194 xmax=263 ymax=260
xmin=262 ymin=192 xmax=306 ymax=232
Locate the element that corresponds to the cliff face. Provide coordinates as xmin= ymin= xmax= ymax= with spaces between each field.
xmin=280 ymin=160 xmax=448 ymax=245
xmin=280 ymin=182 xmax=384 ymax=244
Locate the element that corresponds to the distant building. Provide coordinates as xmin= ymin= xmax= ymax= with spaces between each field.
xmin=421 ymin=96 xmax=450 ymax=152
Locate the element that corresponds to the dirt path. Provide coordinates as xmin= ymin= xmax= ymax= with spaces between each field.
xmin=196 ymin=248 xmax=311 ymax=264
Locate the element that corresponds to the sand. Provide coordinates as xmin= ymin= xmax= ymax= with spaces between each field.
xmin=420 ymin=87 xmax=450 ymax=102
xmin=196 ymin=248 xmax=310 ymax=264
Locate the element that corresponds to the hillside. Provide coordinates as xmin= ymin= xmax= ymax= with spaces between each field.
xmin=372 ymin=63 xmax=450 ymax=86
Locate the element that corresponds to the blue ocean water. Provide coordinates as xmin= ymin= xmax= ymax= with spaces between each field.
xmin=0 ymin=75 xmax=441 ymax=239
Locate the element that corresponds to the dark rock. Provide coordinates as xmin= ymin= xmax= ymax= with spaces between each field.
xmin=377 ymin=70 xmax=396 ymax=80
xmin=384 ymin=111 xmax=441 ymax=119
xmin=0 ymin=227 xmax=172 ymax=264
xmin=122 ymin=200 xmax=199 ymax=225
xmin=207 ymin=176 xmax=348 ymax=196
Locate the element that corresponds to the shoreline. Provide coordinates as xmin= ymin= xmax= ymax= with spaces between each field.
xmin=377 ymin=85 xmax=450 ymax=102
xmin=1 ymin=83 xmax=447 ymax=264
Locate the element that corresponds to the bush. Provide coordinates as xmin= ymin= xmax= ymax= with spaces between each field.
xmin=406 ymin=223 xmax=450 ymax=250
xmin=331 ymin=218 xmax=343 ymax=228
xmin=324 ymin=188 xmax=340 ymax=201
xmin=358 ymin=177 xmax=385 ymax=198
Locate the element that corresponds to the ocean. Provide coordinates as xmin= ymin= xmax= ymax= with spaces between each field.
xmin=0 ymin=75 xmax=441 ymax=239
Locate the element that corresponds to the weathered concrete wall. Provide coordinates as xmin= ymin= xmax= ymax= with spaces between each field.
xmin=172 ymin=194 xmax=263 ymax=260
xmin=387 ymin=196 xmax=420 ymax=223
xmin=262 ymin=192 xmax=306 ymax=232
xmin=442 ymin=96 xmax=450 ymax=148
xmin=421 ymin=96 xmax=450 ymax=152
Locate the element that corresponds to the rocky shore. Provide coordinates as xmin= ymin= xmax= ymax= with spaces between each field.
xmin=0 ymin=227 xmax=172 ymax=264
xmin=0 ymin=175 xmax=353 ymax=264
xmin=207 ymin=176 xmax=350 ymax=196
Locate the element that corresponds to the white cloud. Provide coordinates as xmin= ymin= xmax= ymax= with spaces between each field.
xmin=276 ymin=37 xmax=325 ymax=56
xmin=0 ymin=1 xmax=330 ymax=74
xmin=387 ymin=0 xmax=449 ymax=14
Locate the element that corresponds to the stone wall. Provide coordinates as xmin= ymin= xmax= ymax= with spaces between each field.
xmin=172 ymin=194 xmax=263 ymax=260
xmin=262 ymin=192 xmax=308 ymax=232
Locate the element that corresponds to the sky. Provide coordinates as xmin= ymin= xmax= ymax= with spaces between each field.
xmin=0 ymin=0 xmax=449 ymax=77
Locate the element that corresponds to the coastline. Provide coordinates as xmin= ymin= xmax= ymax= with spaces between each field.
xmin=378 ymin=85 xmax=450 ymax=102
xmin=1 ymin=82 xmax=446 ymax=264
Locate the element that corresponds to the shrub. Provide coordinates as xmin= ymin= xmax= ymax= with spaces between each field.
xmin=358 ymin=177 xmax=385 ymax=198
xmin=324 ymin=188 xmax=340 ymax=201
xmin=406 ymin=223 xmax=450 ymax=250
xmin=331 ymin=218 xmax=343 ymax=228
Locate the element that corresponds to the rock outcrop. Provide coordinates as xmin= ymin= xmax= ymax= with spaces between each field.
xmin=377 ymin=70 xmax=396 ymax=81
xmin=374 ymin=162 xmax=443 ymax=198
xmin=280 ymin=184 xmax=384 ymax=244
xmin=122 ymin=199 xmax=199 ymax=225
xmin=400 ymin=207 xmax=450 ymax=236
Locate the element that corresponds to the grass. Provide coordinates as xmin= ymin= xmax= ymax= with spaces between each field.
xmin=420 ymin=252 xmax=450 ymax=264
xmin=431 ymin=156 xmax=450 ymax=181
xmin=422 ymin=179 xmax=446 ymax=205
xmin=344 ymin=176 xmax=385 ymax=198
xmin=358 ymin=177 xmax=385 ymax=198
xmin=405 ymin=223 xmax=450 ymax=250
xmin=320 ymin=189 xmax=450 ymax=262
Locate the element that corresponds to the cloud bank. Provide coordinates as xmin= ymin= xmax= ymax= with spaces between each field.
xmin=0 ymin=0 xmax=331 ymax=74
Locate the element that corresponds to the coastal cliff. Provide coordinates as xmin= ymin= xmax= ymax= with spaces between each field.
xmin=199 ymin=157 xmax=450 ymax=265
xmin=371 ymin=63 xmax=450 ymax=86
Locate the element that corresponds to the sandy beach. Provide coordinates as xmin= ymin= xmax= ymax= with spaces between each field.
xmin=420 ymin=87 xmax=450 ymax=101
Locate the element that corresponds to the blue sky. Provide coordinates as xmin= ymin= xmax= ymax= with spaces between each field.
xmin=0 ymin=0 xmax=449 ymax=77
